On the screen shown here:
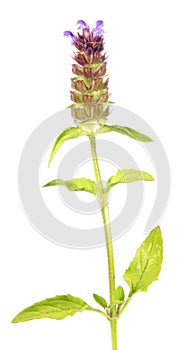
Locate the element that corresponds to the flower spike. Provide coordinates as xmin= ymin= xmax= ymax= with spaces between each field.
xmin=64 ymin=20 xmax=111 ymax=125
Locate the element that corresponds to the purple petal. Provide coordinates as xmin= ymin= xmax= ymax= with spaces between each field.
xmin=64 ymin=31 xmax=77 ymax=44
xmin=76 ymin=20 xmax=89 ymax=30
xmin=96 ymin=20 xmax=104 ymax=28
xmin=92 ymin=20 xmax=104 ymax=36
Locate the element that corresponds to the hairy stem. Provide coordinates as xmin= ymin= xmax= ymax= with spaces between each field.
xmin=89 ymin=134 xmax=117 ymax=350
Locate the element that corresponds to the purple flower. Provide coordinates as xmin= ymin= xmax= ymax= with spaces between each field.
xmin=64 ymin=20 xmax=105 ymax=53
xmin=92 ymin=20 xmax=104 ymax=36
xmin=76 ymin=20 xmax=89 ymax=30
xmin=63 ymin=31 xmax=77 ymax=44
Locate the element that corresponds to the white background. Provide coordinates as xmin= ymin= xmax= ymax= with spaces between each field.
xmin=0 ymin=0 xmax=189 ymax=349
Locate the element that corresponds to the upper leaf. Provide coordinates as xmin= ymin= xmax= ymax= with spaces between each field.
xmin=96 ymin=124 xmax=153 ymax=142
xmin=107 ymin=169 xmax=154 ymax=190
xmin=123 ymin=226 xmax=163 ymax=294
xmin=43 ymin=178 xmax=96 ymax=195
xmin=93 ymin=293 xmax=107 ymax=309
xmin=48 ymin=127 xmax=87 ymax=167
xmin=12 ymin=295 xmax=89 ymax=323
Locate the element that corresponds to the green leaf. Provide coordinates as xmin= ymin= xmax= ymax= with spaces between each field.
xmin=43 ymin=178 xmax=96 ymax=195
xmin=107 ymin=169 xmax=154 ymax=190
xmin=123 ymin=226 xmax=163 ymax=294
xmin=93 ymin=294 xmax=107 ymax=309
xmin=12 ymin=295 xmax=89 ymax=323
xmin=96 ymin=124 xmax=153 ymax=142
xmin=48 ymin=127 xmax=87 ymax=167
xmin=115 ymin=286 xmax=125 ymax=302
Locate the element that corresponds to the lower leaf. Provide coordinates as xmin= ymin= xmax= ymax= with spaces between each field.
xmin=12 ymin=295 xmax=89 ymax=323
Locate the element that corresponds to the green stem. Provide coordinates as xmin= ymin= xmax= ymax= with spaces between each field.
xmin=87 ymin=307 xmax=110 ymax=320
xmin=110 ymin=321 xmax=117 ymax=350
xmin=118 ymin=296 xmax=132 ymax=318
xmin=89 ymin=134 xmax=118 ymax=350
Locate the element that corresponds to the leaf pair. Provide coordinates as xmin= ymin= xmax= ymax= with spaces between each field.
xmin=92 ymin=285 xmax=125 ymax=311
xmin=48 ymin=124 xmax=153 ymax=167
xmin=45 ymin=123 xmax=154 ymax=195
xmin=43 ymin=168 xmax=154 ymax=195
xmin=12 ymin=227 xmax=163 ymax=323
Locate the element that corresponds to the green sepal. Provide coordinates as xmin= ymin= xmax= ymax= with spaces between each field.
xmin=43 ymin=178 xmax=96 ymax=195
xmin=96 ymin=124 xmax=153 ymax=142
xmin=123 ymin=226 xmax=163 ymax=295
xmin=93 ymin=294 xmax=107 ymax=309
xmin=107 ymin=169 xmax=154 ymax=190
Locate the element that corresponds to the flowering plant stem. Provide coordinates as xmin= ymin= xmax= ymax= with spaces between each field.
xmin=12 ymin=20 xmax=164 ymax=350
xmin=89 ymin=134 xmax=117 ymax=350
